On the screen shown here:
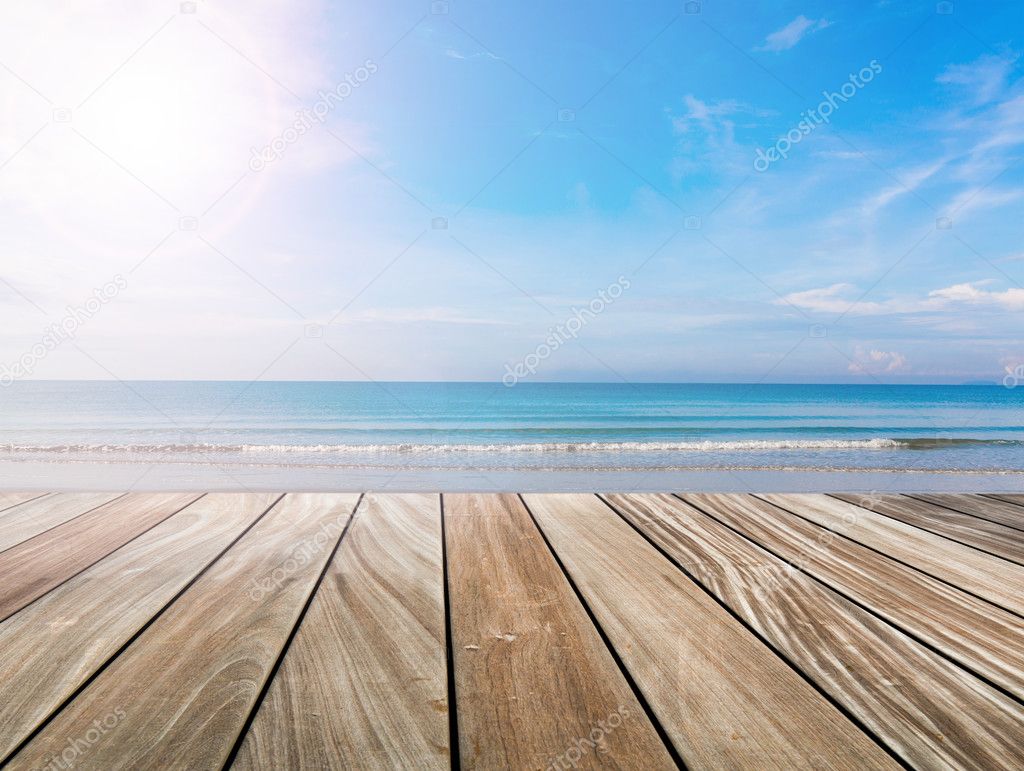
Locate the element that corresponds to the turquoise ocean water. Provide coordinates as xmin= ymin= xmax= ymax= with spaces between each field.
xmin=1 ymin=382 xmax=1022 ymax=491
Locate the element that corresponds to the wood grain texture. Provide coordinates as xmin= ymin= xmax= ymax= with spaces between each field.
xmin=914 ymin=493 xmax=1024 ymax=532
xmin=0 ymin=492 xmax=202 ymax=622
xmin=523 ymin=493 xmax=893 ymax=770
xmin=9 ymin=493 xmax=357 ymax=771
xmin=685 ymin=493 xmax=1024 ymax=700
xmin=609 ymin=493 xmax=1024 ymax=769
xmin=758 ymin=493 xmax=1024 ymax=616
xmin=0 ymin=493 xmax=124 ymax=553
xmin=234 ymin=494 xmax=448 ymax=771
xmin=987 ymin=493 xmax=1024 ymax=507
xmin=0 ymin=492 xmax=48 ymax=514
xmin=446 ymin=494 xmax=675 ymax=770
xmin=0 ymin=493 xmax=278 ymax=763
xmin=831 ymin=493 xmax=1024 ymax=564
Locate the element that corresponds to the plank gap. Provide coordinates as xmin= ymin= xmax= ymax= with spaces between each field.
xmin=221 ymin=493 xmax=364 ymax=770
xmin=596 ymin=493 xmax=907 ymax=769
xmin=1 ymin=493 xmax=286 ymax=767
xmin=676 ymin=494 xmax=1024 ymax=713
xmin=438 ymin=494 xmax=462 ymax=771
xmin=755 ymin=494 xmax=1024 ymax=622
xmin=517 ymin=494 xmax=688 ymax=770
xmin=908 ymin=494 xmax=1024 ymax=534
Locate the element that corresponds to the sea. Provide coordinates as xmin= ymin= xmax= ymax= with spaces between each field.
xmin=1 ymin=381 xmax=1022 ymax=492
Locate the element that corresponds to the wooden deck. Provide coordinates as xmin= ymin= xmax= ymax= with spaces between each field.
xmin=0 ymin=492 xmax=1022 ymax=769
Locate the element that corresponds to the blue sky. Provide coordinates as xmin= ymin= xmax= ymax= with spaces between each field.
xmin=1 ymin=0 xmax=1022 ymax=383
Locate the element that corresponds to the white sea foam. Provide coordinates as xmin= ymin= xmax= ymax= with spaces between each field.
xmin=0 ymin=438 xmax=906 ymax=455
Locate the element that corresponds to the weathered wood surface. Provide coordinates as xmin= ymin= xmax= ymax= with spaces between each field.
xmin=684 ymin=493 xmax=1024 ymax=700
xmin=523 ymin=493 xmax=893 ymax=770
xmin=986 ymin=493 xmax=1024 ymax=508
xmin=758 ymin=493 xmax=1024 ymax=616
xmin=234 ymin=494 xmax=449 ymax=771
xmin=0 ymin=492 xmax=201 ymax=622
xmin=0 ymin=492 xmax=47 ymax=514
xmin=0 ymin=493 xmax=124 ymax=553
xmin=3 ymin=490 xmax=1023 ymax=770
xmin=608 ymin=493 xmax=1024 ymax=769
xmin=0 ymin=493 xmax=278 ymax=763
xmin=832 ymin=493 xmax=1024 ymax=564
xmin=9 ymin=493 xmax=358 ymax=771
xmin=915 ymin=493 xmax=1024 ymax=532
xmin=446 ymin=493 xmax=675 ymax=770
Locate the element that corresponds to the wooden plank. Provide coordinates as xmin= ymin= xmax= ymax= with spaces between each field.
xmin=0 ymin=493 xmax=278 ymax=763
xmin=233 ymin=494 xmax=448 ymax=770
xmin=9 ymin=493 xmax=359 ymax=771
xmin=685 ymin=493 xmax=1024 ymax=700
xmin=0 ymin=492 xmax=48 ymax=513
xmin=987 ymin=493 xmax=1024 ymax=507
xmin=445 ymin=493 xmax=675 ymax=770
xmin=522 ymin=493 xmax=893 ymax=770
xmin=0 ymin=492 xmax=202 ymax=622
xmin=832 ymin=493 xmax=1024 ymax=565
xmin=913 ymin=493 xmax=1024 ymax=532
xmin=0 ymin=493 xmax=124 ymax=553
xmin=758 ymin=494 xmax=1024 ymax=617
xmin=608 ymin=493 xmax=1024 ymax=769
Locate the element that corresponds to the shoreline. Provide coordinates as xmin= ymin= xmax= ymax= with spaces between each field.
xmin=2 ymin=459 xmax=1023 ymax=492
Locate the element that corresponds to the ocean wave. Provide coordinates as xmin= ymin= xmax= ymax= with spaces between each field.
xmin=241 ymin=438 xmax=916 ymax=453
xmin=2 ymin=437 xmax=1022 ymax=457
xmin=0 ymin=437 xmax=927 ymax=454
xmin=1 ymin=454 xmax=1021 ymax=475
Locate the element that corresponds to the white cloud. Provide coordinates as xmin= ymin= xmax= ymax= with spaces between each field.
xmin=754 ymin=16 xmax=831 ymax=53
xmin=848 ymin=347 xmax=908 ymax=374
xmin=779 ymin=281 xmax=1024 ymax=316
xmin=928 ymin=282 xmax=1024 ymax=311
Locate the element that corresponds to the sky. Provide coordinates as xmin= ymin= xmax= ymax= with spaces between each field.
xmin=0 ymin=0 xmax=1022 ymax=385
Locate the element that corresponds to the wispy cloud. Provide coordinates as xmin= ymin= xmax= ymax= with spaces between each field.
xmin=860 ymin=159 xmax=947 ymax=215
xmin=754 ymin=16 xmax=830 ymax=53
xmin=334 ymin=307 xmax=511 ymax=326
xmin=670 ymin=95 xmax=771 ymax=177
xmin=780 ymin=284 xmax=881 ymax=315
xmin=942 ymin=185 xmax=1024 ymax=220
xmin=937 ymin=52 xmax=1019 ymax=106
xmin=444 ymin=47 xmax=501 ymax=61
